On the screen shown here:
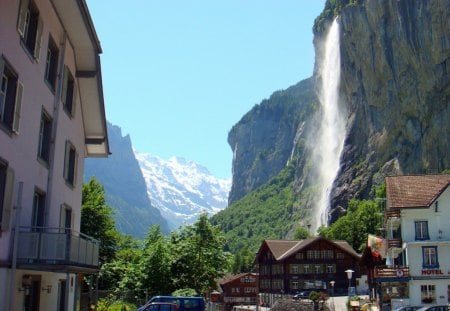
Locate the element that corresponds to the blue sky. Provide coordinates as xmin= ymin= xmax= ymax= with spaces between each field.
xmin=86 ymin=1 xmax=326 ymax=179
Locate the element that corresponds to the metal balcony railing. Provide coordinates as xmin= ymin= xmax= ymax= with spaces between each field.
xmin=16 ymin=227 xmax=100 ymax=270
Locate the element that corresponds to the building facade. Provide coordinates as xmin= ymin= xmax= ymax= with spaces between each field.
xmin=378 ymin=174 xmax=450 ymax=309
xmin=218 ymin=273 xmax=258 ymax=310
xmin=0 ymin=0 xmax=108 ymax=310
xmin=255 ymin=237 xmax=365 ymax=306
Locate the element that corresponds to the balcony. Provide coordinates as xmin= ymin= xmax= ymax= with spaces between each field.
xmin=387 ymin=238 xmax=402 ymax=249
xmin=385 ymin=209 xmax=400 ymax=218
xmin=374 ymin=266 xmax=409 ymax=280
xmin=16 ymin=227 xmax=100 ymax=273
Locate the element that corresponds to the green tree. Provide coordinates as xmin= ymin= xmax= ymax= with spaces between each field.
xmin=320 ymin=199 xmax=383 ymax=251
xmin=81 ymin=177 xmax=119 ymax=262
xmin=294 ymin=226 xmax=311 ymax=239
xmin=99 ymin=234 xmax=142 ymax=299
xmin=171 ymin=213 xmax=231 ymax=295
xmin=231 ymin=247 xmax=255 ymax=273
xmin=139 ymin=226 xmax=174 ymax=296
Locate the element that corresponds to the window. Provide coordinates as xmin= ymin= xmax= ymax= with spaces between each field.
xmin=327 ymin=265 xmax=335 ymax=273
xmin=61 ymin=66 xmax=76 ymax=116
xmin=17 ymin=0 xmax=43 ymax=59
xmin=315 ymin=265 xmax=322 ymax=274
xmin=272 ymin=279 xmax=282 ymax=290
xmin=0 ymin=160 xmax=15 ymax=231
xmin=37 ymin=111 xmax=52 ymax=163
xmin=295 ymin=252 xmax=304 ymax=260
xmin=290 ymin=280 xmax=298 ymax=290
xmin=422 ymin=246 xmax=439 ymax=268
xmin=303 ymin=264 xmax=310 ymax=274
xmin=63 ymin=141 xmax=77 ymax=186
xmin=421 ymin=285 xmax=435 ymax=304
xmin=415 ymin=221 xmax=429 ymax=240
xmin=32 ymin=190 xmax=45 ymax=230
xmin=0 ymin=58 xmax=23 ymax=132
xmin=322 ymin=250 xmax=334 ymax=259
xmin=290 ymin=264 xmax=299 ymax=274
xmin=45 ymin=36 xmax=59 ymax=91
xmin=447 ymin=284 xmax=450 ymax=303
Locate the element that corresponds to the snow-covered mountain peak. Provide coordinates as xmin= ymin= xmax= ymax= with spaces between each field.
xmin=134 ymin=151 xmax=231 ymax=230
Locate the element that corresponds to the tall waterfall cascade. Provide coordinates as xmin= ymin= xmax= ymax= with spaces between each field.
xmin=313 ymin=18 xmax=346 ymax=231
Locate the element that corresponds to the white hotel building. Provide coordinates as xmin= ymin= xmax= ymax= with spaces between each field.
xmin=0 ymin=0 xmax=109 ymax=310
xmin=380 ymin=174 xmax=450 ymax=308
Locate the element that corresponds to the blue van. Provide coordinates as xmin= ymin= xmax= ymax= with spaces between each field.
xmin=138 ymin=296 xmax=205 ymax=311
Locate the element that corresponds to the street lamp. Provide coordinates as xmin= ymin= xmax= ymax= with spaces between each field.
xmin=329 ymin=281 xmax=335 ymax=310
xmin=329 ymin=281 xmax=335 ymax=297
xmin=345 ymin=269 xmax=354 ymax=297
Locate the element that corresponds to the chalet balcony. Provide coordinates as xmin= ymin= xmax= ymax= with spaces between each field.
xmin=15 ymin=227 xmax=100 ymax=273
xmin=374 ymin=266 xmax=409 ymax=279
xmin=387 ymin=238 xmax=402 ymax=249
xmin=385 ymin=209 xmax=400 ymax=218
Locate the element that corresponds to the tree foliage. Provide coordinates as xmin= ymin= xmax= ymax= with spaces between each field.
xmin=294 ymin=227 xmax=311 ymax=239
xmin=318 ymin=198 xmax=383 ymax=251
xmin=81 ymin=177 xmax=119 ymax=264
xmin=211 ymin=164 xmax=306 ymax=254
xmin=170 ymin=214 xmax=231 ymax=295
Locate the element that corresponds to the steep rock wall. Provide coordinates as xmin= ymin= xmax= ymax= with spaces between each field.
xmin=327 ymin=0 xmax=449 ymax=212
xmin=227 ymin=78 xmax=317 ymax=205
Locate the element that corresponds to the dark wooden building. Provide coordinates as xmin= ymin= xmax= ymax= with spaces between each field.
xmin=255 ymin=237 xmax=365 ymax=301
xmin=219 ymin=273 xmax=258 ymax=310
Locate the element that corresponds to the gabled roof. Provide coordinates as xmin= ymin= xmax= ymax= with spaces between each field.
xmin=219 ymin=273 xmax=258 ymax=286
xmin=259 ymin=237 xmax=360 ymax=262
xmin=386 ymin=174 xmax=450 ymax=209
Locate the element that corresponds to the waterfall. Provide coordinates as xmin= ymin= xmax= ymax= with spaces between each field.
xmin=313 ymin=18 xmax=346 ymax=231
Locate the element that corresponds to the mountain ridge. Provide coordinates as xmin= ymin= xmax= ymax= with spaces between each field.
xmin=135 ymin=152 xmax=231 ymax=230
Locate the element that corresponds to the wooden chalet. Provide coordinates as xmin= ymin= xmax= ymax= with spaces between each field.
xmin=217 ymin=272 xmax=258 ymax=311
xmin=255 ymin=236 xmax=365 ymax=302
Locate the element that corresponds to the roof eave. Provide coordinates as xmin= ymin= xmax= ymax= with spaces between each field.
xmin=51 ymin=0 xmax=110 ymax=157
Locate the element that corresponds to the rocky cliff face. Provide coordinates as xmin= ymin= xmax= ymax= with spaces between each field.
xmin=326 ymin=0 xmax=450 ymax=213
xmin=227 ymin=78 xmax=317 ymax=204
xmin=84 ymin=123 xmax=170 ymax=237
xmin=228 ymin=0 xmax=449 ymax=223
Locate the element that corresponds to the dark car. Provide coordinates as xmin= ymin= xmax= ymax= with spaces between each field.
xmin=394 ymin=306 xmax=423 ymax=311
xmin=293 ymin=291 xmax=311 ymax=300
xmin=140 ymin=302 xmax=179 ymax=311
xmin=138 ymin=296 xmax=205 ymax=311
xmin=416 ymin=306 xmax=449 ymax=311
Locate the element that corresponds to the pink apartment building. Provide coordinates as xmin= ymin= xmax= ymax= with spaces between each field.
xmin=0 ymin=0 xmax=109 ymax=310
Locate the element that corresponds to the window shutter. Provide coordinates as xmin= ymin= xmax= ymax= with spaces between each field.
xmin=61 ymin=66 xmax=68 ymax=105
xmin=17 ymin=0 xmax=29 ymax=37
xmin=33 ymin=17 xmax=43 ymax=60
xmin=1 ymin=167 xmax=15 ymax=231
xmin=63 ymin=141 xmax=70 ymax=181
xmin=12 ymin=81 xmax=23 ymax=133
xmin=73 ymin=150 xmax=78 ymax=186
xmin=0 ymin=57 xmax=4 ymax=76
xmin=71 ymin=81 xmax=77 ymax=116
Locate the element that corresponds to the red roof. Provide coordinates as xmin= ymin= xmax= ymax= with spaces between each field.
xmin=386 ymin=174 xmax=450 ymax=209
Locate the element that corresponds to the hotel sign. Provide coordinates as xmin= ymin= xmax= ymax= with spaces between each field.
xmin=421 ymin=269 xmax=447 ymax=275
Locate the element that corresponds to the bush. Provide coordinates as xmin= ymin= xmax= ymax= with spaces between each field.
xmin=96 ymin=298 xmax=136 ymax=311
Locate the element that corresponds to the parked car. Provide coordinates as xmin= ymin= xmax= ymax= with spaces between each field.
xmin=394 ymin=306 xmax=423 ymax=311
xmin=138 ymin=296 xmax=205 ymax=311
xmin=140 ymin=302 xmax=179 ymax=311
xmin=416 ymin=306 xmax=449 ymax=311
xmin=293 ymin=291 xmax=311 ymax=300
